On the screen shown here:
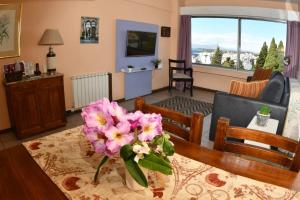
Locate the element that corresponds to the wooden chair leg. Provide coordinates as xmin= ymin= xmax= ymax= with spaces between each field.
xmin=190 ymin=80 xmax=193 ymax=97
xmin=169 ymin=80 xmax=172 ymax=96
xmin=183 ymin=82 xmax=186 ymax=92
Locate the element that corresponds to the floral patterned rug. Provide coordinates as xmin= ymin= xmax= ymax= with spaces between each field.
xmin=23 ymin=126 xmax=300 ymax=200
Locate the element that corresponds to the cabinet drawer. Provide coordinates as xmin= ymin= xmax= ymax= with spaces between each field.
xmin=38 ymin=76 xmax=63 ymax=89
xmin=8 ymin=81 xmax=36 ymax=91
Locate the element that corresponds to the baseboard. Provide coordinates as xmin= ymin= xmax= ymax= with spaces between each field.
xmin=69 ymin=86 xmax=214 ymax=106
xmin=152 ymin=86 xmax=169 ymax=93
xmin=193 ymin=86 xmax=217 ymax=93
xmin=115 ymin=86 xmax=169 ymax=103
xmin=65 ymin=109 xmax=81 ymax=116
xmin=0 ymin=128 xmax=12 ymax=134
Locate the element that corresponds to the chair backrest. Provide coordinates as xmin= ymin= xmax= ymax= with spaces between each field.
xmin=169 ymin=59 xmax=186 ymax=70
xmin=214 ymin=117 xmax=300 ymax=172
xmin=251 ymin=68 xmax=273 ymax=81
xmin=135 ymin=97 xmax=203 ymax=145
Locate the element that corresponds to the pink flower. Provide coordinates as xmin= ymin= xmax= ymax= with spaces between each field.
xmin=108 ymin=102 xmax=127 ymax=123
xmin=92 ymin=140 xmax=106 ymax=154
xmin=126 ymin=111 xmax=143 ymax=129
xmin=82 ymin=105 xmax=113 ymax=132
xmin=83 ymin=125 xmax=108 ymax=154
xmin=138 ymin=113 xmax=163 ymax=142
xmin=104 ymin=121 xmax=133 ymax=155
xmin=83 ymin=125 xmax=98 ymax=142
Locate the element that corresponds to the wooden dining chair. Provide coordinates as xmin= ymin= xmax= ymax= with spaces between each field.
xmin=214 ymin=117 xmax=300 ymax=172
xmin=135 ymin=97 xmax=203 ymax=145
xmin=169 ymin=59 xmax=193 ymax=97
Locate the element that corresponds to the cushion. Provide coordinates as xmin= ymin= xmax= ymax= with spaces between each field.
xmin=173 ymin=73 xmax=192 ymax=79
xmin=251 ymin=68 xmax=273 ymax=81
xmin=229 ymin=80 xmax=269 ymax=99
xmin=259 ymin=72 xmax=284 ymax=104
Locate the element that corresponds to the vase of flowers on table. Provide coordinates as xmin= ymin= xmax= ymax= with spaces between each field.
xmin=81 ymin=98 xmax=174 ymax=190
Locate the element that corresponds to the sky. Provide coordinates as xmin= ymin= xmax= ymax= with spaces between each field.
xmin=192 ymin=18 xmax=287 ymax=54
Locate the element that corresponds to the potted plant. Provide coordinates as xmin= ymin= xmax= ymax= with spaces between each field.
xmin=151 ymin=59 xmax=162 ymax=69
xmin=256 ymin=105 xmax=271 ymax=126
xmin=127 ymin=65 xmax=134 ymax=72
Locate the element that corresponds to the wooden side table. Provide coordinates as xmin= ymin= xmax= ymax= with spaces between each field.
xmin=246 ymin=116 xmax=279 ymax=148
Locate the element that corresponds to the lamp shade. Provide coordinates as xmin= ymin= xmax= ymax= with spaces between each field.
xmin=39 ymin=29 xmax=64 ymax=45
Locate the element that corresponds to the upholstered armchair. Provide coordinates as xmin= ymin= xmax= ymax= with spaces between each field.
xmin=209 ymin=72 xmax=290 ymax=141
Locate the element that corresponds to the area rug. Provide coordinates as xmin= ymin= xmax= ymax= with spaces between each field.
xmin=153 ymin=96 xmax=213 ymax=116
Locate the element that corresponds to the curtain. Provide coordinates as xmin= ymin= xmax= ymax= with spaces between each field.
xmin=177 ymin=15 xmax=192 ymax=68
xmin=284 ymin=21 xmax=300 ymax=78
xmin=176 ymin=15 xmax=191 ymax=90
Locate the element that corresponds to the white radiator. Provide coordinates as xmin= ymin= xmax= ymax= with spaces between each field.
xmin=71 ymin=72 xmax=112 ymax=110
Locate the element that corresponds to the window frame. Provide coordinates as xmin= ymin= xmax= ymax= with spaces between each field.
xmin=191 ymin=16 xmax=286 ymax=71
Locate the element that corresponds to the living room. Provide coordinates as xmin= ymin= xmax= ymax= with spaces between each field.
xmin=1 ymin=0 xmax=300 ymax=199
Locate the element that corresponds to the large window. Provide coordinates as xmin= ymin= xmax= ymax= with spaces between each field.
xmin=192 ymin=17 xmax=287 ymax=71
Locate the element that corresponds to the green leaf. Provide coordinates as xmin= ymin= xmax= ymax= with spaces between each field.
xmin=151 ymin=135 xmax=163 ymax=145
xmin=139 ymin=153 xmax=172 ymax=175
xmin=93 ymin=155 xmax=109 ymax=182
xmin=124 ymin=158 xmax=148 ymax=187
xmin=120 ymin=145 xmax=134 ymax=161
xmin=121 ymin=145 xmax=148 ymax=187
xmin=163 ymin=140 xmax=175 ymax=156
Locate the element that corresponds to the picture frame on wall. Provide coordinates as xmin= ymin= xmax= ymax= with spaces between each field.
xmin=0 ymin=3 xmax=22 ymax=59
xmin=161 ymin=26 xmax=171 ymax=37
xmin=80 ymin=16 xmax=99 ymax=44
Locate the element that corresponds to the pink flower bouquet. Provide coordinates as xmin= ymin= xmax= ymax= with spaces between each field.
xmin=81 ymin=98 xmax=174 ymax=187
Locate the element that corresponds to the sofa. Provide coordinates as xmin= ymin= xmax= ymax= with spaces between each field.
xmin=209 ymin=72 xmax=290 ymax=141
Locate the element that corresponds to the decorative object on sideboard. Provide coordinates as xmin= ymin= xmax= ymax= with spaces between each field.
xmin=151 ymin=59 xmax=162 ymax=69
xmin=24 ymin=61 xmax=35 ymax=76
xmin=256 ymin=105 xmax=271 ymax=126
xmin=0 ymin=3 xmax=22 ymax=58
xmin=34 ymin=63 xmax=41 ymax=76
xmin=39 ymin=29 xmax=64 ymax=74
xmin=3 ymin=61 xmax=24 ymax=82
xmin=161 ymin=26 xmax=171 ymax=37
xmin=127 ymin=65 xmax=134 ymax=72
xmin=80 ymin=16 xmax=99 ymax=44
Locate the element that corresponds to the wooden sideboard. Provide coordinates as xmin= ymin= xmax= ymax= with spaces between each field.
xmin=4 ymin=73 xmax=67 ymax=139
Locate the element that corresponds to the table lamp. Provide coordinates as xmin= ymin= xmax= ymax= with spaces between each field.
xmin=39 ymin=29 xmax=64 ymax=74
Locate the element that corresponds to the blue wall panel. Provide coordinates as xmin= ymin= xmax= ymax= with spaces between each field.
xmin=116 ymin=19 xmax=158 ymax=99
xmin=116 ymin=19 xmax=159 ymax=72
xmin=125 ymin=70 xmax=152 ymax=100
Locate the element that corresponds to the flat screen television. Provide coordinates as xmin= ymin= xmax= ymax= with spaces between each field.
xmin=126 ymin=30 xmax=157 ymax=57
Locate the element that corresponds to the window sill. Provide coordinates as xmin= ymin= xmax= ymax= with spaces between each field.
xmin=192 ymin=64 xmax=252 ymax=79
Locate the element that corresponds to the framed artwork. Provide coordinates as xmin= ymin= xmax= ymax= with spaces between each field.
xmin=161 ymin=26 xmax=171 ymax=37
xmin=0 ymin=3 xmax=22 ymax=58
xmin=80 ymin=16 xmax=99 ymax=44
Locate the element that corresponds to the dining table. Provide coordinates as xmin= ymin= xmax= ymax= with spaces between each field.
xmin=0 ymin=126 xmax=300 ymax=200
